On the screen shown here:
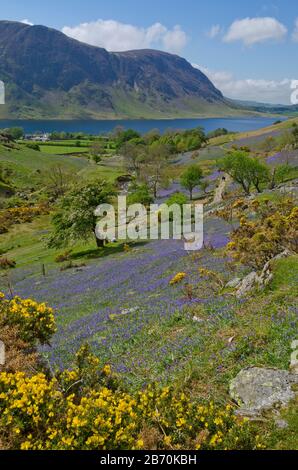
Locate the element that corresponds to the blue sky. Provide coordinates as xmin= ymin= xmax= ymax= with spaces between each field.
xmin=1 ymin=0 xmax=297 ymax=103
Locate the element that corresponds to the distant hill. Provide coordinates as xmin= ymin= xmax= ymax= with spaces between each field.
xmin=0 ymin=20 xmax=252 ymax=119
xmin=229 ymin=99 xmax=298 ymax=117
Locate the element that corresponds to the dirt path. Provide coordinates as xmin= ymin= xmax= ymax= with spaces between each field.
xmin=213 ymin=174 xmax=231 ymax=204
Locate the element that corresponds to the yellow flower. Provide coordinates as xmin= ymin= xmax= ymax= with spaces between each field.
xmin=20 ymin=441 xmax=31 ymax=450
xmin=169 ymin=272 xmax=187 ymax=285
xmin=102 ymin=364 xmax=112 ymax=376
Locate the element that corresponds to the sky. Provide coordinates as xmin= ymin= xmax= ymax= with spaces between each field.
xmin=0 ymin=0 xmax=297 ymax=104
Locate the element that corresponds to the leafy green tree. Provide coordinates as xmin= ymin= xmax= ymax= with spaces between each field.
xmin=207 ymin=128 xmax=228 ymax=139
xmin=127 ymin=183 xmax=154 ymax=206
xmin=291 ymin=123 xmax=298 ymax=148
xmin=180 ymin=165 xmax=203 ymax=200
xmin=166 ymin=192 xmax=188 ymax=207
xmin=142 ymin=144 xmax=170 ymax=198
xmin=121 ymin=142 xmax=146 ymax=176
xmin=249 ymin=158 xmax=270 ymax=193
xmin=270 ymin=164 xmax=293 ymax=188
xmin=48 ymin=180 xmax=115 ymax=248
xmin=90 ymin=141 xmax=105 ymax=163
xmin=218 ymin=151 xmax=269 ymax=195
xmin=3 ymin=127 xmax=24 ymax=140
xmin=115 ymin=129 xmax=141 ymax=149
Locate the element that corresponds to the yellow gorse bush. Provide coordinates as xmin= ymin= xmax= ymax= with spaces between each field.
xmin=0 ymin=204 xmax=49 ymax=234
xmin=0 ymin=292 xmax=56 ymax=344
xmin=0 ymin=292 xmax=265 ymax=451
xmin=0 ymin=371 xmax=265 ymax=450
xmin=224 ymin=197 xmax=298 ymax=269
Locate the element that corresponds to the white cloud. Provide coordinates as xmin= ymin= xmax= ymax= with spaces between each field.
xmin=62 ymin=19 xmax=187 ymax=54
xmin=223 ymin=17 xmax=287 ymax=46
xmin=193 ymin=64 xmax=293 ymax=104
xmin=206 ymin=24 xmax=221 ymax=39
xmin=292 ymin=18 xmax=298 ymax=42
xmin=21 ymin=19 xmax=34 ymax=26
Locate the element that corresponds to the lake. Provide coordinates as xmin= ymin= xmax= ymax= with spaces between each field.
xmin=0 ymin=116 xmax=284 ymax=135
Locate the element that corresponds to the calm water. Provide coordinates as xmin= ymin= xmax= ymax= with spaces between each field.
xmin=0 ymin=117 xmax=284 ymax=135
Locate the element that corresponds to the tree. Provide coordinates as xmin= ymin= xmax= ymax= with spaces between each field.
xmin=90 ymin=141 xmax=105 ymax=163
xmin=207 ymin=128 xmax=228 ymax=139
xmin=218 ymin=150 xmax=269 ymax=195
xmin=249 ymin=158 xmax=270 ymax=193
xmin=259 ymin=135 xmax=276 ymax=154
xmin=121 ymin=142 xmax=145 ymax=176
xmin=270 ymin=164 xmax=293 ymax=188
xmin=141 ymin=144 xmax=170 ymax=198
xmin=4 ymin=127 xmax=24 ymax=140
xmin=44 ymin=165 xmax=74 ymax=199
xmin=200 ymin=180 xmax=210 ymax=194
xmin=115 ymin=129 xmax=141 ymax=149
xmin=48 ymin=180 xmax=115 ymax=249
xmin=180 ymin=165 xmax=203 ymax=200
xmin=291 ymin=123 xmax=298 ymax=148
xmin=127 ymin=183 xmax=154 ymax=206
xmin=166 ymin=192 xmax=188 ymax=207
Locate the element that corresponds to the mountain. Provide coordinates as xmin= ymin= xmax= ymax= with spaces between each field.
xmin=0 ymin=20 xmax=246 ymax=119
xmin=229 ymin=99 xmax=298 ymax=117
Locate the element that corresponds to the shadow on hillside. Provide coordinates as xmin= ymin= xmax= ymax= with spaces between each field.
xmin=70 ymin=241 xmax=148 ymax=261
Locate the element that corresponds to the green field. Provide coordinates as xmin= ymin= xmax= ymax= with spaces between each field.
xmin=38 ymin=145 xmax=89 ymax=155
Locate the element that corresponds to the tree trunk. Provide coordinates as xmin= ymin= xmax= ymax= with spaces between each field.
xmin=190 ymin=189 xmax=193 ymax=201
xmin=269 ymin=169 xmax=276 ymax=189
xmin=255 ymin=179 xmax=261 ymax=193
xmin=94 ymin=232 xmax=105 ymax=248
xmin=241 ymin=182 xmax=250 ymax=195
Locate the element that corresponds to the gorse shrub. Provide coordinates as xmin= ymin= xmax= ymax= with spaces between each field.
xmin=0 ymin=293 xmax=56 ymax=345
xmin=0 ymin=370 xmax=264 ymax=450
xmin=0 ymin=204 xmax=50 ymax=233
xmin=0 ymin=293 xmax=266 ymax=450
xmin=222 ymin=197 xmax=298 ymax=269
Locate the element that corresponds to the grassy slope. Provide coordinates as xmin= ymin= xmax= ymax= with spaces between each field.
xmin=209 ymin=117 xmax=298 ymax=146
xmin=0 ymin=143 xmax=123 ymax=190
xmin=0 ymin=122 xmax=297 ymax=449
xmin=39 ymin=146 xmax=89 ymax=155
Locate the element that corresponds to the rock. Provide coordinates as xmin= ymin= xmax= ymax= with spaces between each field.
xmin=226 ymin=277 xmax=241 ymax=288
xmin=0 ymin=340 xmax=5 ymax=366
xmin=236 ymin=272 xmax=258 ymax=298
xmin=235 ymin=249 xmax=292 ymax=297
xmin=274 ymin=418 xmax=289 ymax=429
xmin=290 ymin=340 xmax=298 ymax=375
xmin=120 ymin=307 xmax=139 ymax=315
xmin=230 ymin=367 xmax=298 ymax=415
xmin=193 ymin=316 xmax=205 ymax=323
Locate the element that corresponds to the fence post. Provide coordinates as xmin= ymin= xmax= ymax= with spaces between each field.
xmin=0 ymin=340 xmax=5 ymax=366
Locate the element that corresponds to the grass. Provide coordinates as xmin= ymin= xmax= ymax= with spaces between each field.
xmin=38 ymin=145 xmax=89 ymax=155
xmin=0 ymin=144 xmax=89 ymax=189
xmin=0 ymin=142 xmax=123 ymax=192
xmin=1 ymin=122 xmax=297 ymax=449
xmin=78 ymin=163 xmax=124 ymax=182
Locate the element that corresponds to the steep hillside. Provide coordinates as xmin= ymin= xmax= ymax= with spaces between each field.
xmin=0 ymin=20 xmax=241 ymax=119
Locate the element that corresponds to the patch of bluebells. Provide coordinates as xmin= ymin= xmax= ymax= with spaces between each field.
xmin=7 ymin=216 xmax=233 ymax=379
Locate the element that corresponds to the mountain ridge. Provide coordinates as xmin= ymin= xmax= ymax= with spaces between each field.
xmin=0 ymin=20 xmax=254 ymax=119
